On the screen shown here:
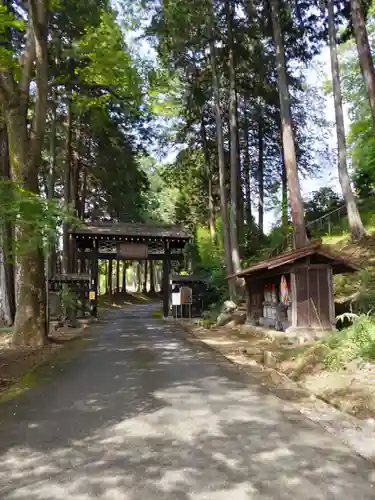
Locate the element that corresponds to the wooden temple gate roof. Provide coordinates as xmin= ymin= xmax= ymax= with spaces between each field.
xmin=71 ymin=223 xmax=191 ymax=241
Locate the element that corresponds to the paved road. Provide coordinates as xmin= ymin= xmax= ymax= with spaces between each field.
xmin=0 ymin=305 xmax=374 ymax=499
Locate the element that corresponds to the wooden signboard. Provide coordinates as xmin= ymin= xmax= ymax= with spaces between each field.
xmin=180 ymin=286 xmax=192 ymax=305
xmin=117 ymin=243 xmax=148 ymax=259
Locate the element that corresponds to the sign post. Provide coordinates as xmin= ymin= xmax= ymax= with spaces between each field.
xmin=172 ymin=287 xmax=181 ymax=318
xmin=180 ymin=286 xmax=193 ymax=319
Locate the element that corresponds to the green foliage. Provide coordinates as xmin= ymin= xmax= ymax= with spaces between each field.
xmin=73 ymin=9 xmax=142 ymax=110
xmin=198 ymin=318 xmax=216 ymax=328
xmin=323 ymin=314 xmax=375 ymax=369
xmin=0 ymin=5 xmax=24 ymax=71
xmin=305 ymin=188 xmax=343 ymax=223
xmin=340 ymin=5 xmax=375 ymax=197
xmin=60 ymin=286 xmax=77 ymax=314
xmin=140 ymin=156 xmax=180 ymax=224
xmin=356 ymin=269 xmax=375 ymax=313
xmin=0 ymin=180 xmax=78 ymax=259
xmin=193 ymin=223 xmax=228 ymax=302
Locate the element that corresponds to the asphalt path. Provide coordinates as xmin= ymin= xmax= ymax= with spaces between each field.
xmin=0 ymin=304 xmax=374 ymax=499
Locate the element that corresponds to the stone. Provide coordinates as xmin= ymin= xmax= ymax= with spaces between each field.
xmin=225 ymin=313 xmax=246 ymax=328
xmin=222 ymin=300 xmax=237 ymax=314
xmin=216 ymin=312 xmax=233 ymax=327
xmin=264 ymin=350 xmax=278 ymax=369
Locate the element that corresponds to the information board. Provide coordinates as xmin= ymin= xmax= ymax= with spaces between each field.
xmin=172 ymin=292 xmax=181 ymax=306
xmin=180 ymin=286 xmax=192 ymax=305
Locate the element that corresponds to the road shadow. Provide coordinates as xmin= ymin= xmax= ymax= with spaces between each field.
xmin=0 ymin=305 xmax=374 ymax=499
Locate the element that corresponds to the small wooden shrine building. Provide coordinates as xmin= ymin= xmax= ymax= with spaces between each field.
xmin=70 ymin=223 xmax=192 ymax=318
xmin=234 ymin=242 xmax=359 ymax=336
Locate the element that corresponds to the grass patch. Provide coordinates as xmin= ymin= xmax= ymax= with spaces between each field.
xmin=151 ymin=310 xmax=163 ymax=319
xmin=198 ymin=318 xmax=216 ymax=328
xmin=276 ymin=345 xmax=311 ymax=362
xmin=0 ymin=327 xmax=12 ymax=334
xmin=278 ymin=315 xmax=375 ymax=374
xmin=322 ymin=314 xmax=375 ymax=370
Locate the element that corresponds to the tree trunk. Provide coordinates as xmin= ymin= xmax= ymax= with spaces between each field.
xmin=0 ymin=0 xmax=49 ymax=346
xmin=258 ymin=119 xmax=264 ymax=234
xmin=63 ymin=101 xmax=72 ymax=274
xmin=80 ymin=168 xmax=87 ymax=221
xmin=270 ymin=0 xmax=308 ymax=248
xmin=0 ymin=122 xmax=15 ymax=326
xmin=73 ymin=120 xmax=81 ymax=218
xmin=48 ymin=88 xmax=57 ymax=277
xmin=227 ymin=0 xmax=241 ymax=274
xmin=328 ymin=0 xmax=365 ymax=240
xmin=201 ymin=117 xmax=216 ymax=242
xmin=281 ymin=154 xmax=288 ymax=227
xmin=149 ymin=260 xmax=155 ymax=292
xmin=235 ymin=94 xmax=244 ymax=240
xmin=209 ymin=17 xmax=235 ymax=296
xmin=6 ymin=108 xmax=47 ymax=346
xmin=136 ymin=262 xmax=141 ymax=292
xmin=108 ymin=260 xmax=113 ymax=296
xmin=351 ymin=0 xmax=375 ymax=135
xmin=143 ymin=260 xmax=148 ymax=293
xmin=243 ymin=112 xmax=252 ymax=226
xmin=116 ymin=259 xmax=120 ymax=293
xmin=104 ymin=262 xmax=108 ymax=294
xmin=122 ymin=261 xmax=127 ymax=292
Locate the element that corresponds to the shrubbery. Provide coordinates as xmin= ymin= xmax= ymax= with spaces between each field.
xmin=323 ymin=313 xmax=375 ymax=369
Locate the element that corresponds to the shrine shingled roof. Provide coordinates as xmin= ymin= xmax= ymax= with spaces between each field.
xmin=231 ymin=241 xmax=360 ymax=278
xmin=71 ymin=223 xmax=191 ymax=240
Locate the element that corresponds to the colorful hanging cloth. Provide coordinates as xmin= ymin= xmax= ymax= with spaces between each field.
xmin=280 ymin=275 xmax=289 ymax=305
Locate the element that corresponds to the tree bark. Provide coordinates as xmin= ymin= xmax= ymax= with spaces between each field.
xmin=270 ymin=0 xmax=308 ymax=248
xmin=2 ymin=0 xmax=50 ymax=346
xmin=48 ymin=88 xmax=57 ymax=277
xmin=328 ymin=0 xmax=365 ymax=240
xmin=63 ymin=101 xmax=73 ymax=274
xmin=116 ymin=259 xmax=120 ymax=293
xmin=281 ymin=153 xmax=288 ymax=227
xmin=243 ymin=111 xmax=252 ymax=226
xmin=0 ymin=122 xmax=15 ymax=326
xmin=143 ymin=260 xmax=148 ymax=293
xmin=235 ymin=94 xmax=244 ymax=239
xmin=200 ymin=117 xmax=216 ymax=242
xmin=258 ymin=118 xmax=264 ymax=234
xmin=122 ymin=261 xmax=127 ymax=292
xmin=80 ymin=168 xmax=87 ymax=221
xmin=209 ymin=15 xmax=235 ymax=297
xmin=108 ymin=260 xmax=113 ymax=296
xmin=149 ymin=260 xmax=155 ymax=292
xmin=227 ymin=0 xmax=241 ymax=275
xmin=136 ymin=262 xmax=141 ymax=292
xmin=351 ymin=0 xmax=375 ymax=135
xmin=6 ymin=107 xmax=47 ymax=345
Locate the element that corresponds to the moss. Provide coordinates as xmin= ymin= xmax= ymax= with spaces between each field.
xmin=0 ymin=327 xmax=12 ymax=334
xmin=151 ymin=310 xmax=163 ymax=319
xmin=0 ymin=337 xmax=89 ymax=404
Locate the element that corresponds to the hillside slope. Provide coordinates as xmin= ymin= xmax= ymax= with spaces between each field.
xmin=321 ymin=202 xmax=375 ymax=308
